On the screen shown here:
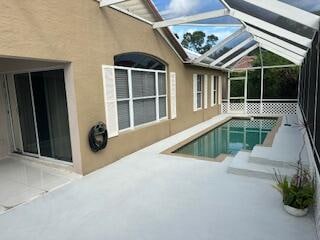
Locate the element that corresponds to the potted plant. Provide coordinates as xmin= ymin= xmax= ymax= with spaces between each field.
xmin=274 ymin=162 xmax=315 ymax=217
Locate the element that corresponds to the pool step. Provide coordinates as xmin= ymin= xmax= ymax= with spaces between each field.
xmin=228 ymin=151 xmax=296 ymax=180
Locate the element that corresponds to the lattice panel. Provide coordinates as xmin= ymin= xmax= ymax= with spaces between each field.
xmin=229 ymin=103 xmax=245 ymax=112
xmin=262 ymin=103 xmax=297 ymax=115
xmin=222 ymin=103 xmax=228 ymax=113
xmin=247 ymin=103 xmax=261 ymax=114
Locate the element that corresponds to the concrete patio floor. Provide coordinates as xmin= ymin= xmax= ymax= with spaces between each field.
xmin=0 ymin=115 xmax=317 ymax=240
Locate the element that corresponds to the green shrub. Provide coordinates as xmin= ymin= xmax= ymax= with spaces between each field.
xmin=274 ymin=163 xmax=315 ymax=209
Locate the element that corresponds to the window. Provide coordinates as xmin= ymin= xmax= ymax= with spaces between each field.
xmin=211 ymin=76 xmax=218 ymax=106
xmin=197 ymin=75 xmax=203 ymax=109
xmin=114 ymin=53 xmax=166 ymax=70
xmin=115 ymin=67 xmax=167 ymax=131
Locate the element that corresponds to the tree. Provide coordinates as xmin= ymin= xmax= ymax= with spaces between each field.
xmin=180 ymin=31 xmax=218 ymax=54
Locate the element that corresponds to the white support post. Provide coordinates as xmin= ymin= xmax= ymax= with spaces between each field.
xmin=229 ymin=9 xmax=312 ymax=48
xmin=194 ymin=28 xmax=245 ymax=63
xmin=221 ymin=44 xmax=259 ymax=68
xmin=260 ymin=67 xmax=264 ymax=114
xmin=244 ymin=69 xmax=248 ymax=114
xmin=246 ymin=26 xmax=307 ymax=57
xmin=243 ymin=0 xmax=320 ymax=30
xmin=210 ymin=37 xmax=253 ymax=66
xmin=153 ymin=9 xmax=229 ymax=28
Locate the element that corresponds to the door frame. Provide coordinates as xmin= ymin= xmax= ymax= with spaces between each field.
xmin=228 ymin=72 xmax=248 ymax=113
xmin=3 ymin=65 xmax=75 ymax=165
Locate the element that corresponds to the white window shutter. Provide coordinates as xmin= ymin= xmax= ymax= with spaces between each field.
xmin=211 ymin=75 xmax=214 ymax=107
xmin=218 ymin=76 xmax=222 ymax=104
xmin=102 ymin=65 xmax=119 ymax=138
xmin=170 ymin=72 xmax=177 ymax=119
xmin=193 ymin=74 xmax=197 ymax=112
xmin=204 ymin=75 xmax=208 ymax=109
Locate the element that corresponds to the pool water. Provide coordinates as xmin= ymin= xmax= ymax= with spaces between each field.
xmin=174 ymin=118 xmax=277 ymax=159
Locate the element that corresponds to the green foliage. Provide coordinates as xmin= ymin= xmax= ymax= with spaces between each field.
xmin=274 ymin=163 xmax=315 ymax=209
xmin=247 ymin=69 xmax=261 ymax=99
xmin=180 ymin=31 xmax=218 ymax=54
xmin=251 ymin=49 xmax=292 ymax=67
xmin=230 ymin=71 xmax=246 ymax=78
xmin=263 ymin=67 xmax=299 ymax=99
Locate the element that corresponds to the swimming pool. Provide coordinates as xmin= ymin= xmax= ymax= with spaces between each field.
xmin=174 ymin=118 xmax=278 ymax=160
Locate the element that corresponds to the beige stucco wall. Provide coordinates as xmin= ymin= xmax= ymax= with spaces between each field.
xmin=0 ymin=1 xmax=226 ymax=174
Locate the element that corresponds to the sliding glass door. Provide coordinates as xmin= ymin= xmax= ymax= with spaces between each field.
xmin=14 ymin=73 xmax=39 ymax=155
xmin=9 ymin=69 xmax=72 ymax=162
xmin=31 ymin=70 xmax=72 ymax=162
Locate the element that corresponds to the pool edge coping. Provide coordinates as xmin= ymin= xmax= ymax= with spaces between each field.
xmin=161 ymin=115 xmax=280 ymax=163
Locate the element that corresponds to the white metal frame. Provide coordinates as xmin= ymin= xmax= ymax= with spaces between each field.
xmin=153 ymin=9 xmax=229 ymax=29
xmin=222 ymin=43 xmax=259 ymax=68
xmin=229 ymin=9 xmax=312 ymax=48
xmin=258 ymin=42 xmax=303 ymax=66
xmin=98 ymin=0 xmax=126 ymax=7
xmin=225 ymin=65 xmax=300 ymax=115
xmin=114 ymin=66 xmax=168 ymax=133
xmin=242 ymin=0 xmax=320 ymax=30
xmin=210 ymin=37 xmax=253 ymax=66
xmin=106 ymin=0 xmax=317 ymax=70
xmin=246 ymin=26 xmax=307 ymax=57
xmin=193 ymin=27 xmax=245 ymax=63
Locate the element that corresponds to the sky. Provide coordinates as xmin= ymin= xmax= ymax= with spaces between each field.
xmin=151 ymin=0 xmax=320 ymax=53
xmin=170 ymin=25 xmax=239 ymax=45
xmin=151 ymin=0 xmax=239 ymax=49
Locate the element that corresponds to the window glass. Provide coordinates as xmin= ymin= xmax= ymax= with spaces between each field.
xmin=209 ymin=32 xmax=251 ymax=60
xmin=220 ymin=41 xmax=257 ymax=66
xmin=158 ymin=73 xmax=166 ymax=95
xmin=117 ymin=101 xmax=130 ymax=130
xmin=133 ymin=99 xmax=156 ymax=126
xmin=114 ymin=53 xmax=165 ymax=70
xmin=152 ymin=0 xmax=225 ymax=20
xmin=213 ymin=76 xmax=218 ymax=105
xmin=132 ymin=71 xmax=156 ymax=98
xmin=115 ymin=69 xmax=129 ymax=99
xmin=197 ymin=75 xmax=203 ymax=108
xmin=159 ymin=97 xmax=167 ymax=119
xmin=279 ymin=0 xmax=320 ymax=16
xmin=225 ymin=0 xmax=315 ymax=38
xmin=114 ymin=67 xmax=167 ymax=130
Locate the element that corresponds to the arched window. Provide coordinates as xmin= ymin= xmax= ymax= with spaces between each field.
xmin=114 ymin=53 xmax=166 ymax=71
xmin=112 ymin=53 xmax=167 ymax=131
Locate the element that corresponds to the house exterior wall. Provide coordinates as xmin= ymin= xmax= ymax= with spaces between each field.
xmin=0 ymin=0 xmax=225 ymax=174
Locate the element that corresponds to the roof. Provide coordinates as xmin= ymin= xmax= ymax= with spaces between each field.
xmin=98 ymin=0 xmax=320 ymax=70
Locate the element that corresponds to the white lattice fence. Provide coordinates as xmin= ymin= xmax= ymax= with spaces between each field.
xmin=223 ymin=102 xmax=297 ymax=115
xmin=222 ymin=102 xmax=228 ymax=113
xmin=262 ymin=103 xmax=297 ymax=115
xmin=229 ymin=103 xmax=245 ymax=112
xmin=247 ymin=103 xmax=261 ymax=114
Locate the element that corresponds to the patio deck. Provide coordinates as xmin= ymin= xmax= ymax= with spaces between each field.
xmin=0 ymin=114 xmax=317 ymax=240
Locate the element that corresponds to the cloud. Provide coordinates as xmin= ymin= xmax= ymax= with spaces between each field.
xmin=160 ymin=0 xmax=202 ymax=18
